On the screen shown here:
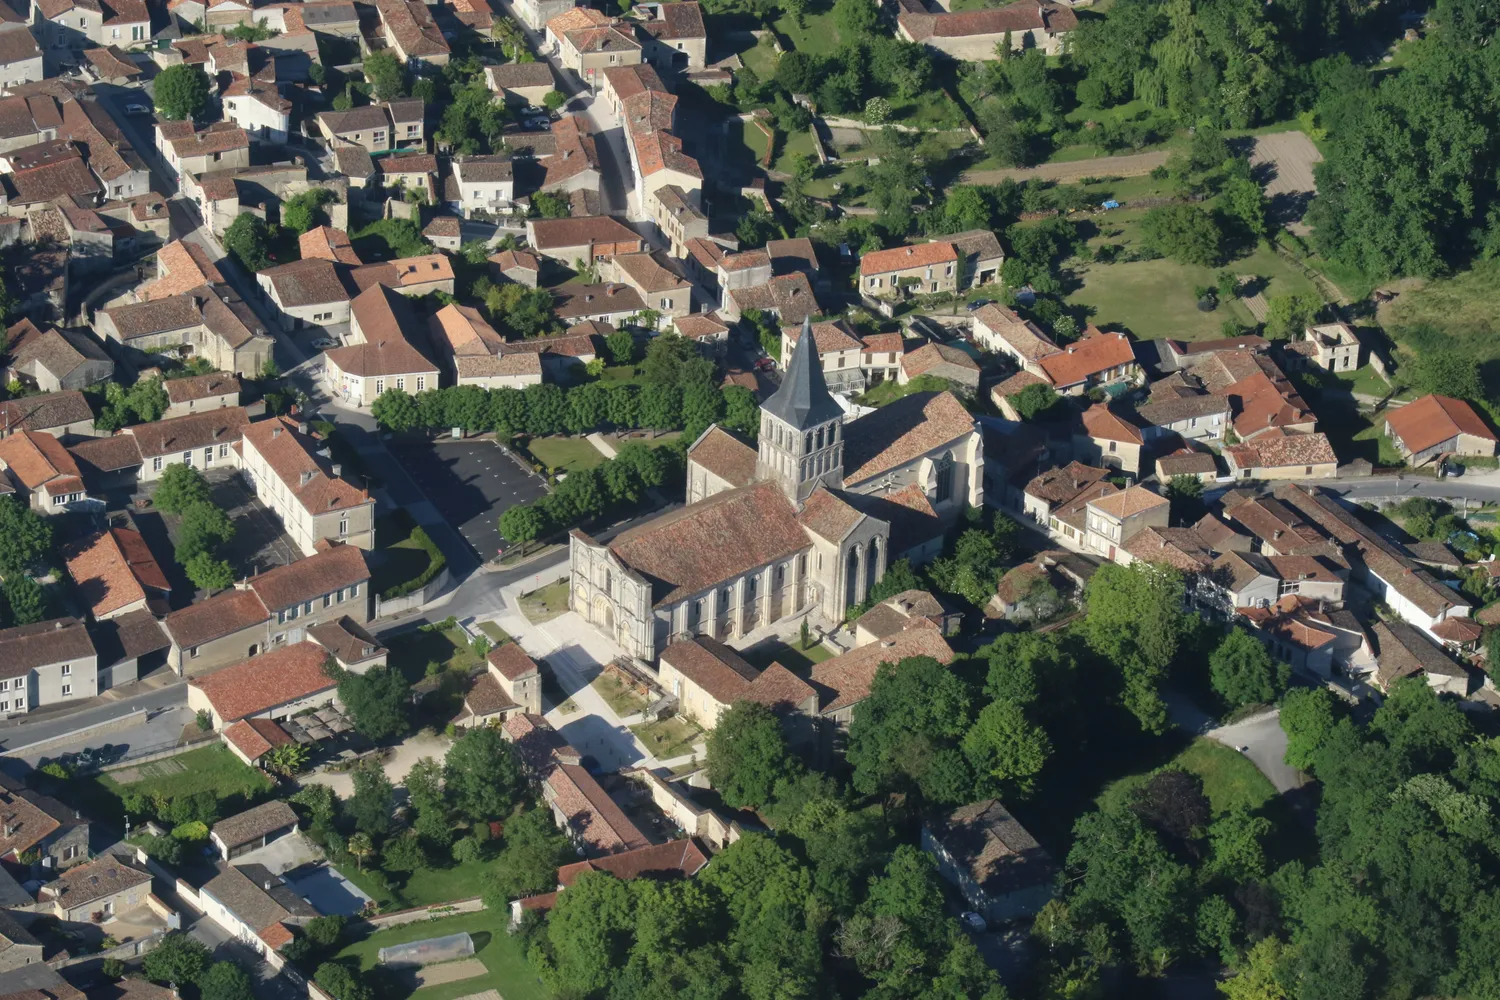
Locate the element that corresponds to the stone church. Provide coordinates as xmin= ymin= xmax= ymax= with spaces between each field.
xmin=569 ymin=318 xmax=983 ymax=662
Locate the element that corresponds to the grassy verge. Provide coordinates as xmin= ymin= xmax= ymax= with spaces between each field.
xmin=519 ymin=580 xmax=570 ymax=624
xmin=591 ymin=673 xmax=649 ymax=717
xmin=1096 ymin=738 xmax=1277 ymax=817
xmin=334 ymin=907 xmax=548 ymax=1000
xmin=475 ymin=621 xmax=511 ymax=644
xmin=75 ymin=745 xmax=275 ymax=825
xmin=526 ymin=436 xmax=606 ymax=475
xmin=629 ymin=716 xmax=703 ymax=759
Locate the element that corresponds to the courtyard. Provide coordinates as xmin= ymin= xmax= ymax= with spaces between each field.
xmin=387 ymin=438 xmax=549 ymax=561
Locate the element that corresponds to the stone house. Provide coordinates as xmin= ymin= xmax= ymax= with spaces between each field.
xmin=450 ymin=155 xmax=514 ymax=217
xmin=657 ymin=636 xmax=816 ymax=732
xmin=923 ymin=800 xmax=1054 ymax=923
xmin=163 ymin=373 xmax=241 ymax=419
xmin=256 ymin=258 xmax=352 ymax=332
xmin=1083 ymin=485 xmax=1169 ymax=562
xmin=0 ymin=909 xmax=43 ymax=971
xmin=454 ymin=642 xmax=543 ymax=727
xmin=155 ymin=121 xmax=249 ymax=179
xmin=778 ymin=320 xmax=866 ymax=395
xmin=899 ymin=343 xmax=980 ymax=396
xmin=1072 ymin=403 xmax=1144 ymax=476
xmin=39 ymin=854 xmax=152 ymax=922
xmin=484 ymin=61 xmax=555 ymax=107
xmin=120 ymin=406 xmax=248 ymax=483
xmin=546 ymin=8 xmax=641 ymax=83
xmin=325 ymin=285 xmax=441 ymax=406
xmin=30 ymin=0 xmax=149 ymax=50
xmin=635 ymin=1 xmax=706 ymax=72
xmin=897 ymin=0 xmax=1076 ymax=59
xmin=0 ymin=430 xmax=90 ymax=514
xmin=187 ymin=640 xmax=340 ymax=729
xmin=2 ymin=319 xmax=113 ymax=393
xmin=240 ymin=417 xmax=376 ymax=557
xmin=1286 ymin=322 xmax=1360 ymax=372
xmin=0 ymin=772 xmax=88 ymax=869
xmin=947 ymin=229 xmax=1004 ymax=288
xmin=1225 ymin=429 xmax=1338 ymax=481
xmin=0 ymin=24 xmax=42 ymax=90
xmin=374 ymin=0 xmax=449 ymax=68
xmin=62 ymin=527 xmax=171 ymax=622
xmin=94 ymin=285 xmax=275 ymax=378
xmin=604 ymin=251 xmax=692 ymax=318
xmin=512 ymin=0 xmax=575 ymax=29
xmin=1137 ymin=389 xmax=1231 ymax=444
xmin=1035 ymin=329 xmax=1139 ymax=395
xmin=526 ymin=215 xmax=643 ymax=265
xmin=1385 ymin=394 xmax=1497 ymax=467
xmin=162 ymin=544 xmax=371 ymax=674
xmin=969 ymin=303 xmax=1057 ymax=374
xmin=0 ymin=390 xmax=97 ymax=442
xmin=316 ymin=100 xmax=425 ymax=154
xmin=859 ymin=242 xmax=959 ymax=298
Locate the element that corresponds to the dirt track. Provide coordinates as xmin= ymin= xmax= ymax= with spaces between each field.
xmin=960 ymin=149 xmax=1171 ymax=185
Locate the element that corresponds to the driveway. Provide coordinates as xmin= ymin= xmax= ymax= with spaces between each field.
xmin=300 ymin=730 xmax=452 ymax=797
xmin=960 ymin=149 xmax=1172 ymax=186
xmin=386 ymin=437 xmax=550 ymax=561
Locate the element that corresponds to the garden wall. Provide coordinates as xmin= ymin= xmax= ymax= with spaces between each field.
xmin=356 ymin=898 xmax=485 ymax=932
xmin=375 ymin=566 xmax=452 ymax=618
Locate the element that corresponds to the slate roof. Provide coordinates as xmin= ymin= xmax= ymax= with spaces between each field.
xmin=761 ymin=317 xmax=844 ymax=430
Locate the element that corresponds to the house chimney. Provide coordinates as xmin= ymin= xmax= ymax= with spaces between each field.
xmin=54 ymin=621 xmax=62 ymax=630
xmin=298 ymin=422 xmax=308 ymax=435
xmin=213 ymin=427 xmax=223 ymax=440
xmin=332 ymin=463 xmax=342 ymax=477
xmin=300 ymin=470 xmax=314 ymax=486
xmin=272 ymin=426 xmax=282 ymax=438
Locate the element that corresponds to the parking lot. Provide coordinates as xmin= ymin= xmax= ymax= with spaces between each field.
xmin=388 ymin=438 xmax=549 ymax=560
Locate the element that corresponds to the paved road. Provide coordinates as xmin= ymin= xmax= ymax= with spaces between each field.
xmin=0 ymin=682 xmax=187 ymax=756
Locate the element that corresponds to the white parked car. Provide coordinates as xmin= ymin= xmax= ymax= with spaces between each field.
xmin=124 ymin=103 xmax=152 ymax=116
xmin=310 ymin=337 xmax=339 ymax=350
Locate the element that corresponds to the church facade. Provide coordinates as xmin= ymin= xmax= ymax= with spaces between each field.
xmin=569 ymin=318 xmax=983 ymax=662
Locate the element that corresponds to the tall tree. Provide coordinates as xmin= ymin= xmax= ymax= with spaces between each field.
xmin=846 ymin=655 xmax=974 ymax=803
xmin=346 ymin=761 xmax=394 ymax=837
xmin=1209 ymin=628 xmax=1284 ymax=709
xmin=706 ymin=701 xmax=795 ymax=810
xmin=153 ymin=64 xmax=211 ymax=121
xmin=444 ymin=726 xmax=524 ymax=824
xmin=1083 ymin=563 xmax=1187 ymax=734
xmin=337 ymin=665 xmax=410 ymax=741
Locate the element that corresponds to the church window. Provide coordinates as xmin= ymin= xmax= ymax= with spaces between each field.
xmin=798 ymin=554 xmax=807 ymax=575
xmin=935 ymin=452 xmax=955 ymax=504
xmin=805 ymin=432 xmax=813 ymax=452
xmin=815 ymin=426 xmax=824 ymax=449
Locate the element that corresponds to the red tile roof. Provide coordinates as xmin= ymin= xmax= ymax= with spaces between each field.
xmin=190 ymin=641 xmax=334 ymax=722
xmin=1036 ymin=332 xmax=1135 ymax=388
xmin=860 ymin=241 xmax=958 ymax=275
xmin=1386 ymin=394 xmax=1497 ymax=455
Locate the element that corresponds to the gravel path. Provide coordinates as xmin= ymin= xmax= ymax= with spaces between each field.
xmin=960 ymin=149 xmax=1171 ymax=185
xmin=415 ymin=960 xmax=489 ymax=988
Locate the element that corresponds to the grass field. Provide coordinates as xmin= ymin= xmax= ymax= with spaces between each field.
xmin=334 ymin=908 xmax=548 ymax=1000
xmin=527 ymin=436 xmax=605 ymax=474
xmin=602 ymin=430 xmax=682 ymax=451
xmin=630 ymin=716 xmax=704 ymax=759
xmin=519 ymin=580 xmax=570 ymax=624
xmin=1066 ymin=212 xmax=1324 ymax=341
xmin=371 ymin=513 xmax=441 ymax=598
xmin=1380 ymin=259 xmax=1500 ymax=364
xmin=475 ymin=621 xmax=511 ymax=644
xmin=591 ymin=673 xmax=649 ymax=717
xmin=740 ymin=638 xmax=835 ymax=675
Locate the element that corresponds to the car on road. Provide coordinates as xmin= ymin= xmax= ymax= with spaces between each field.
xmin=755 ymin=357 xmax=776 ymax=371
xmin=124 ymin=103 xmax=152 ymax=116
xmin=310 ymin=337 xmax=339 ymax=350
xmin=526 ymin=118 xmax=551 ymax=130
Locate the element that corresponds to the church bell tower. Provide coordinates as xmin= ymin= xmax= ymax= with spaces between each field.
xmin=757 ymin=317 xmax=846 ymax=503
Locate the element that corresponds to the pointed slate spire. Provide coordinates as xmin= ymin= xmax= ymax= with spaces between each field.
xmin=761 ymin=317 xmax=844 ymax=430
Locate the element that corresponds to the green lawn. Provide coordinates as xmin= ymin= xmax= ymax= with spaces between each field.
xmin=739 ymin=638 xmax=834 ymax=676
xmin=371 ymin=513 xmax=442 ymax=598
xmin=773 ymin=129 xmax=818 ymax=175
xmin=602 ymin=430 xmax=681 ymax=451
xmin=740 ymin=36 xmax=779 ymax=80
xmin=629 ymin=716 xmax=704 ymax=759
xmin=600 ymin=364 xmax=643 ymax=384
xmin=84 ymin=745 xmax=274 ymax=825
xmin=591 ymin=673 xmax=649 ymax=717
xmin=772 ymin=8 xmax=843 ymax=54
xmin=519 ymin=580 xmax=570 ymax=624
xmin=526 ymin=435 xmax=605 ymax=474
xmin=1096 ymin=739 xmax=1277 ymax=818
xmin=334 ymin=907 xmax=548 ymax=1000
xmin=743 ymin=120 xmax=771 ymax=162
xmin=386 ymin=627 xmax=484 ymax=684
